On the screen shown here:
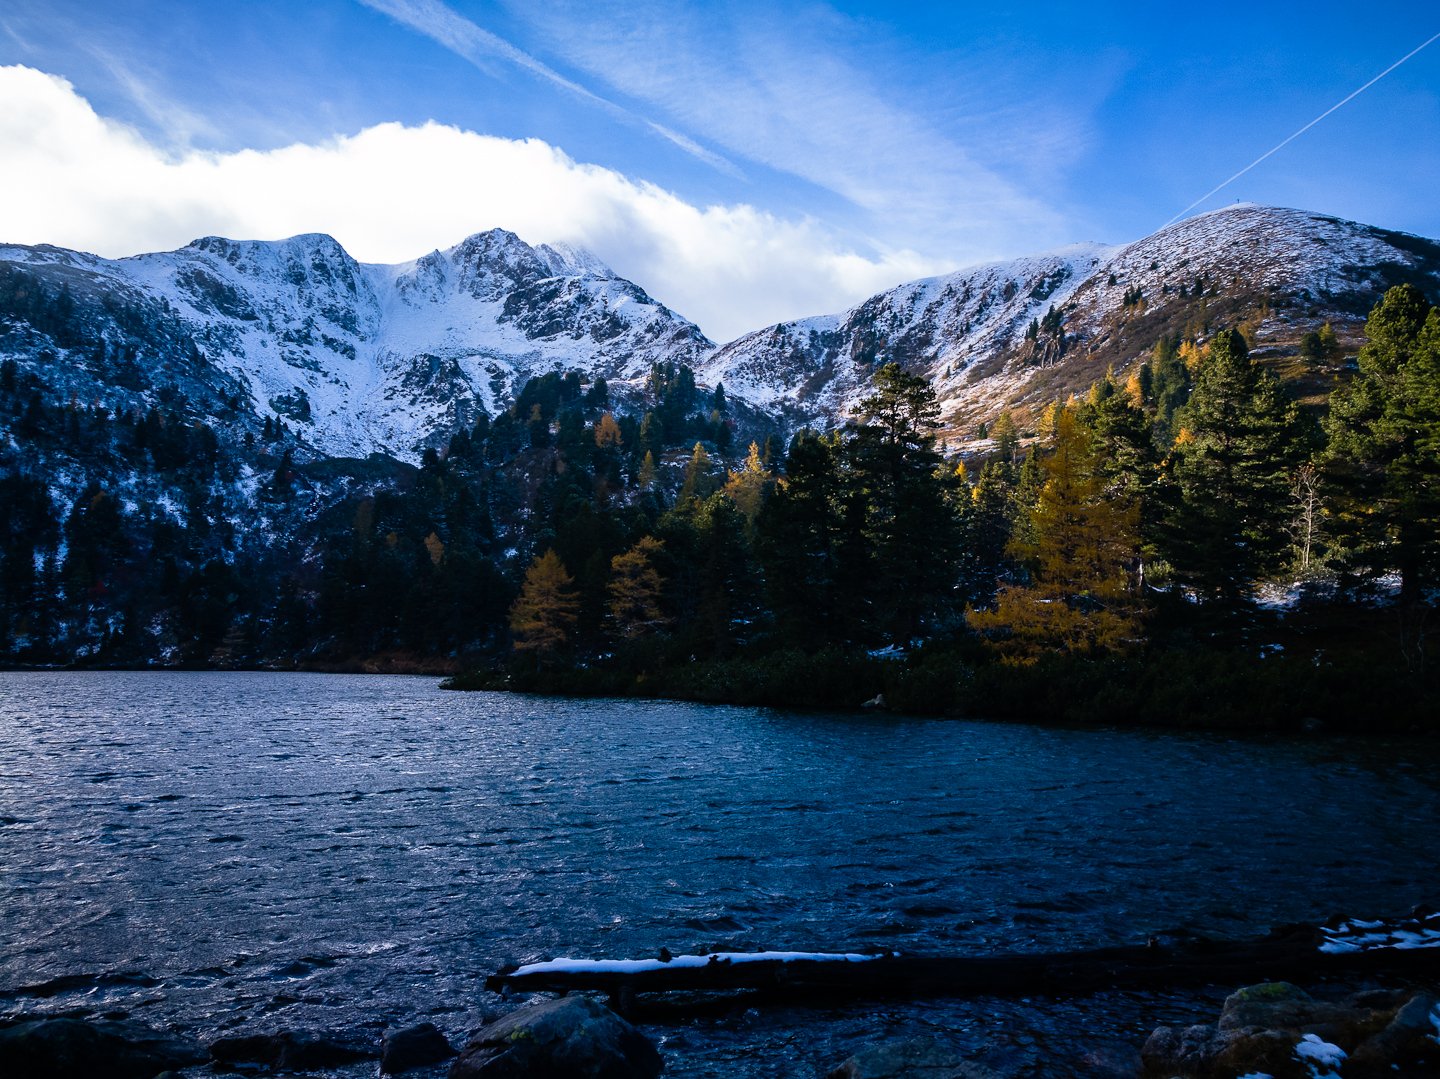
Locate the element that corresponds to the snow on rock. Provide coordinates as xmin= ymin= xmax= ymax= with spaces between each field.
xmin=1293 ymin=1033 xmax=1345 ymax=1079
xmin=1318 ymin=911 xmax=1440 ymax=954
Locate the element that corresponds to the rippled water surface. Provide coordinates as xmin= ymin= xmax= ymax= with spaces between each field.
xmin=2 ymin=672 xmax=1437 ymax=1076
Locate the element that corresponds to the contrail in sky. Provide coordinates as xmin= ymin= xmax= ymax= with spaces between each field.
xmin=357 ymin=0 xmax=740 ymax=176
xmin=1165 ymin=28 xmax=1440 ymax=227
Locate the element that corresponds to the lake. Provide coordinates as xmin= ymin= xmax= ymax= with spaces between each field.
xmin=1 ymin=671 xmax=1437 ymax=1076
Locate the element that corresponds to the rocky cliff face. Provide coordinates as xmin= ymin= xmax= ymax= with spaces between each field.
xmin=0 ymin=228 xmax=712 ymax=460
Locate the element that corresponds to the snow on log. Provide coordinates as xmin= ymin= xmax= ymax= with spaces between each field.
xmin=486 ymin=913 xmax=1440 ymax=1008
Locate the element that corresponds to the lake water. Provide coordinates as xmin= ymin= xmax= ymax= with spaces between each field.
xmin=1 ymin=671 xmax=1437 ymax=1076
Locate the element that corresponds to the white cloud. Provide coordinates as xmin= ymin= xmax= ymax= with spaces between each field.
xmin=0 ymin=64 xmax=947 ymax=342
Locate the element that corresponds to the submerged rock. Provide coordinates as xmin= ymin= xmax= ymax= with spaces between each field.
xmin=383 ymin=1021 xmax=455 ymax=1073
xmin=0 ymin=1016 xmax=207 ymax=1079
xmin=826 ymin=1036 xmax=1003 ymax=1079
xmin=449 ymin=995 xmax=661 ymax=1078
xmin=209 ymin=1026 xmax=378 ymax=1069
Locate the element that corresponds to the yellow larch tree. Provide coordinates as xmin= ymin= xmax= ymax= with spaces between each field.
xmin=509 ymin=549 xmax=579 ymax=658
xmin=969 ymin=403 xmax=1143 ymax=661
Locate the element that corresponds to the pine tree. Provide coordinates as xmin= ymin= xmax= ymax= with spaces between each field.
xmin=637 ymin=451 xmax=657 ymax=491
xmin=509 ymin=550 xmax=579 ymax=658
xmin=954 ymin=460 xmax=1014 ymax=606
xmin=755 ymin=430 xmax=851 ymax=645
xmin=1147 ymin=334 xmax=1190 ymax=448
xmin=850 ymin=362 xmax=962 ymax=638
xmin=1160 ymin=328 xmax=1303 ymax=604
xmin=990 ymin=409 xmax=1019 ymax=464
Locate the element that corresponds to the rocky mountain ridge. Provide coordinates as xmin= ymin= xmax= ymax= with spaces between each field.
xmin=695 ymin=204 xmax=1440 ymax=440
xmin=0 ymin=227 xmax=712 ymax=460
xmin=2 ymin=204 xmax=1438 ymax=464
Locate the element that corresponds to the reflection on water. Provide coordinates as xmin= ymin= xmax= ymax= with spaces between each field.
xmin=1 ymin=671 xmax=1436 ymax=1076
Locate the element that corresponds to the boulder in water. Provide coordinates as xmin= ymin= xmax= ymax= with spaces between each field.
xmin=210 ymin=1027 xmax=378 ymax=1069
xmin=382 ymin=1021 xmax=455 ymax=1073
xmin=826 ymin=1036 xmax=1003 ymax=1079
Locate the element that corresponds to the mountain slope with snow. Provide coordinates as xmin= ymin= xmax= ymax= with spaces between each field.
xmin=697 ymin=205 xmax=1440 ymax=438
xmin=0 ymin=229 xmax=712 ymax=458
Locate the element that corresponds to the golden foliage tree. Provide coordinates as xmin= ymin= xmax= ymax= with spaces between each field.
xmin=969 ymin=403 xmax=1142 ymax=661
xmin=722 ymin=441 xmax=775 ymax=532
xmin=637 ymin=450 xmax=657 ymax=491
xmin=423 ymin=531 xmax=445 ymax=567
xmin=607 ymin=536 xmax=667 ymax=639
xmin=678 ymin=442 xmax=715 ymax=503
xmin=509 ymin=549 xmax=579 ymax=657
xmin=594 ymin=411 xmax=623 ymax=448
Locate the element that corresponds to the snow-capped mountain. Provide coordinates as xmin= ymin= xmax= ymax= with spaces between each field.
xmin=698 ymin=242 xmax=1115 ymax=425
xmin=0 ymin=229 xmax=711 ymax=458
xmin=697 ymin=205 xmax=1440 ymax=438
xmin=3 ymin=205 xmax=1437 ymax=462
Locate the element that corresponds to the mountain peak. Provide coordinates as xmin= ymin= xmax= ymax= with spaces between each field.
xmin=535 ymin=242 xmax=615 ymax=280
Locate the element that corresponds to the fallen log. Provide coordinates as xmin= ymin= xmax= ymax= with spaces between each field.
xmin=485 ymin=913 xmax=1440 ymax=1013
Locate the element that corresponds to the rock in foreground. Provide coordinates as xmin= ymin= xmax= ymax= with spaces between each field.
xmin=450 ymin=995 xmax=662 ymax=1078
xmin=0 ymin=1016 xmax=207 ymax=1079
xmin=1142 ymin=981 xmax=1440 ymax=1078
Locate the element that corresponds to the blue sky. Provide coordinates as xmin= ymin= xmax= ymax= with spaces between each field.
xmin=1 ymin=1 xmax=1437 ymax=340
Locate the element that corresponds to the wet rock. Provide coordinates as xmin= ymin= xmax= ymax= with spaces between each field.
xmin=1142 ymin=1022 xmax=1310 ymax=1078
xmin=1348 ymin=992 xmax=1440 ymax=1077
xmin=210 ymin=1027 xmax=378 ymax=1069
xmin=826 ymin=1036 xmax=1003 ymax=1079
xmin=1140 ymin=1023 xmax=1227 ymax=1076
xmin=0 ymin=1016 xmax=207 ymax=1079
xmin=1142 ymin=981 xmax=1432 ymax=1078
xmin=449 ymin=995 xmax=661 ymax=1078
xmin=1212 ymin=1028 xmax=1312 ymax=1079
xmin=383 ymin=1021 xmax=455 ymax=1074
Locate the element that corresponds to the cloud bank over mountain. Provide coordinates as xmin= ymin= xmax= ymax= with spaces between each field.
xmin=0 ymin=64 xmax=948 ymax=341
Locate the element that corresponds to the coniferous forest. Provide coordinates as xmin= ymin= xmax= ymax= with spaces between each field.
xmin=2 ymin=283 xmax=1438 ymax=731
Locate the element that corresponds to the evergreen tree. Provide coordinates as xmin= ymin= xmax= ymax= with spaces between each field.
xmin=953 ymin=460 xmax=1013 ymax=606
xmin=990 ymin=409 xmax=1019 ymax=464
xmin=850 ymin=363 xmax=961 ymax=638
xmin=1147 ymin=334 xmax=1190 ymax=448
xmin=1160 ymin=329 xmax=1303 ymax=604
xmin=756 ymin=430 xmax=853 ymax=645
xmin=1323 ymin=284 xmax=1440 ymax=604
